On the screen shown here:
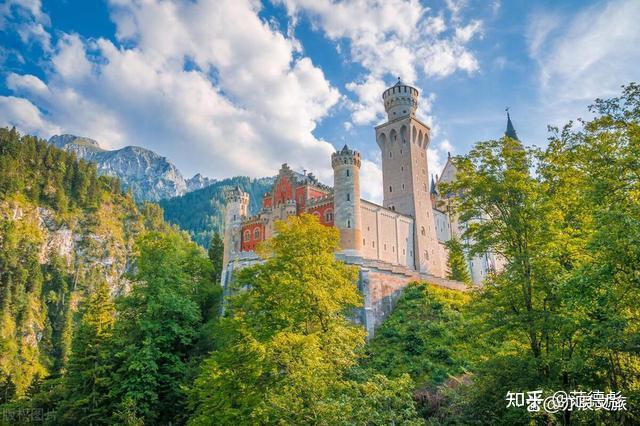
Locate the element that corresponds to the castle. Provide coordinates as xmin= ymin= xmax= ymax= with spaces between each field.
xmin=221 ymin=79 xmax=509 ymax=335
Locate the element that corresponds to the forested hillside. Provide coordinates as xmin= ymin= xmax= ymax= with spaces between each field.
xmin=159 ymin=176 xmax=273 ymax=247
xmin=0 ymin=128 xmax=221 ymax=422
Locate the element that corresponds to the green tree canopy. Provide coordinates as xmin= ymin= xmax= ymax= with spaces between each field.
xmin=190 ymin=214 xmax=421 ymax=425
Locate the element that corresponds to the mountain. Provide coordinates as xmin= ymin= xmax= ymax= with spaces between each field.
xmin=186 ymin=172 xmax=217 ymax=192
xmin=159 ymin=176 xmax=274 ymax=247
xmin=48 ymin=134 xmax=214 ymax=202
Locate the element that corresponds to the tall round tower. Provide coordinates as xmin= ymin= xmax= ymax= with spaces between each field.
xmin=375 ymin=79 xmax=444 ymax=277
xmin=331 ymin=145 xmax=362 ymax=255
xmin=382 ymin=78 xmax=419 ymax=121
xmin=221 ymin=186 xmax=249 ymax=285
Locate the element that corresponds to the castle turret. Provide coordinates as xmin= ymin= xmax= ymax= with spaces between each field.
xmin=332 ymin=145 xmax=362 ymax=255
xmin=375 ymin=80 xmax=444 ymax=276
xmin=382 ymin=78 xmax=419 ymax=121
xmin=221 ymin=185 xmax=249 ymax=285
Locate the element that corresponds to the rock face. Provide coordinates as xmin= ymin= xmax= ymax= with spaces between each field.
xmin=49 ymin=134 xmax=207 ymax=202
xmin=186 ymin=173 xmax=217 ymax=192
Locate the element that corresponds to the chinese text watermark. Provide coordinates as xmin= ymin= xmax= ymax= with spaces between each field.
xmin=2 ymin=408 xmax=56 ymax=423
xmin=506 ymin=390 xmax=627 ymax=413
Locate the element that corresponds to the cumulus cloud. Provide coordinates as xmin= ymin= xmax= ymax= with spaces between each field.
xmin=0 ymin=0 xmax=51 ymax=50
xmin=275 ymin=0 xmax=482 ymax=125
xmin=6 ymin=73 xmax=49 ymax=96
xmin=0 ymin=96 xmax=60 ymax=136
xmin=527 ymin=0 xmax=640 ymax=108
xmin=2 ymin=0 xmax=342 ymax=181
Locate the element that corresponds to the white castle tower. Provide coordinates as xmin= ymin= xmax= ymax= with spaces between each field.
xmin=375 ymin=79 xmax=443 ymax=276
xmin=221 ymin=185 xmax=249 ymax=285
xmin=332 ymin=145 xmax=362 ymax=255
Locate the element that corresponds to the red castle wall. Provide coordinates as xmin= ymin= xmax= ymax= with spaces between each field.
xmin=307 ymin=203 xmax=334 ymax=226
xmin=273 ymin=176 xmax=293 ymax=204
xmin=241 ymin=222 xmax=265 ymax=252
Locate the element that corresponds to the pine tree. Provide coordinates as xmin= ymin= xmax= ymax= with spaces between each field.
xmin=445 ymin=237 xmax=471 ymax=284
xmin=207 ymin=232 xmax=224 ymax=283
xmin=60 ymin=278 xmax=115 ymax=424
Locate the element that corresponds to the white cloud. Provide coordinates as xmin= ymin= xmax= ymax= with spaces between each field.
xmin=528 ymin=0 xmax=640 ymax=107
xmin=4 ymin=0 xmax=342 ymax=182
xmin=345 ymin=75 xmax=387 ymax=125
xmin=427 ymin=138 xmax=453 ymax=180
xmin=0 ymin=96 xmax=60 ymax=136
xmin=6 ymin=73 xmax=49 ymax=96
xmin=276 ymin=0 xmax=482 ymax=124
xmin=0 ymin=0 xmax=51 ymax=50
xmin=360 ymin=158 xmax=383 ymax=204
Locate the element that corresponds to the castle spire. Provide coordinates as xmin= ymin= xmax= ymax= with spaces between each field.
xmin=504 ymin=107 xmax=519 ymax=141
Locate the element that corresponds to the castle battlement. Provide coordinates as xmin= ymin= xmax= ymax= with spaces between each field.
xmin=306 ymin=194 xmax=334 ymax=208
xmin=382 ymin=78 xmax=418 ymax=120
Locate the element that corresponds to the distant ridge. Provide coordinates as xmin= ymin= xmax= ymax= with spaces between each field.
xmin=48 ymin=134 xmax=217 ymax=201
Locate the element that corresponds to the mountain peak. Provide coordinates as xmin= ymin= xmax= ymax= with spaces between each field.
xmin=49 ymin=134 xmax=103 ymax=151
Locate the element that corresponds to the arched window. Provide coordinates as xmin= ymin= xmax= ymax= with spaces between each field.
xmin=389 ymin=186 xmax=393 ymax=193
xmin=421 ymin=226 xmax=426 ymax=236
xmin=244 ymin=230 xmax=251 ymax=242
xmin=390 ymin=129 xmax=397 ymax=144
xmin=400 ymin=125 xmax=407 ymax=144
xmin=347 ymin=219 xmax=351 ymax=228
xmin=346 ymin=169 xmax=350 ymax=177
xmin=346 ymin=193 xmax=350 ymax=201
xmin=253 ymin=228 xmax=261 ymax=240
xmin=325 ymin=209 xmax=333 ymax=222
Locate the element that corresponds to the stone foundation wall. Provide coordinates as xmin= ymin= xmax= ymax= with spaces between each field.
xmin=223 ymin=252 xmax=467 ymax=338
xmin=339 ymin=254 xmax=467 ymax=338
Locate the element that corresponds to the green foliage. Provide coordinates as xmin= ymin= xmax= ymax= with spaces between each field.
xmin=0 ymin=127 xmax=122 ymax=212
xmin=58 ymin=278 xmax=115 ymax=424
xmin=0 ymin=128 xmax=187 ymax=410
xmin=445 ymin=237 xmax=471 ymax=284
xmin=159 ymin=176 xmax=273 ymax=247
xmin=208 ymin=232 xmax=224 ymax=284
xmin=190 ymin=215 xmax=421 ymax=425
xmin=437 ymin=83 xmax=640 ymax=424
xmin=106 ymin=231 xmax=217 ymax=424
xmin=364 ymin=282 xmax=473 ymax=387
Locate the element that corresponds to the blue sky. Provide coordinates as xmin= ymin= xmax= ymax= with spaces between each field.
xmin=1 ymin=0 xmax=639 ymax=202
